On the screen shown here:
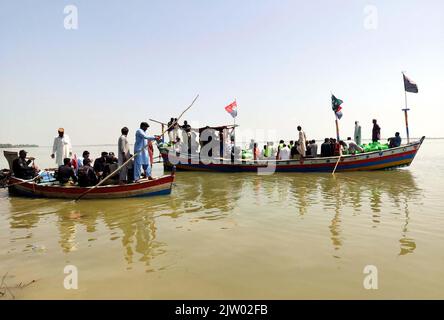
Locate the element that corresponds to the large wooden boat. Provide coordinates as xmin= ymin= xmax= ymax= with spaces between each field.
xmin=160 ymin=137 xmax=425 ymax=173
xmin=6 ymin=173 xmax=175 ymax=199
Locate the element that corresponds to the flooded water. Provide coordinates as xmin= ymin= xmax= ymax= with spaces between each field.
xmin=1 ymin=139 xmax=444 ymax=299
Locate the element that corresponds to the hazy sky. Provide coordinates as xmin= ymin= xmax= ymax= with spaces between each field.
xmin=1 ymin=0 xmax=443 ymax=146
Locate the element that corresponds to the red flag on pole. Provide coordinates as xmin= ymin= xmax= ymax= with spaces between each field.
xmin=224 ymin=100 xmax=238 ymax=118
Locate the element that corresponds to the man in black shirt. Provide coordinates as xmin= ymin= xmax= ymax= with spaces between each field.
xmin=94 ymin=152 xmax=108 ymax=180
xmin=290 ymin=142 xmax=300 ymax=159
xmin=58 ymin=158 xmax=77 ymax=184
xmin=321 ymin=138 xmax=332 ymax=157
xmin=372 ymin=119 xmax=381 ymax=142
xmin=167 ymin=117 xmax=175 ymax=143
xmin=12 ymin=150 xmax=37 ymax=179
xmin=181 ymin=120 xmax=192 ymax=155
xmin=77 ymin=158 xmax=98 ymax=187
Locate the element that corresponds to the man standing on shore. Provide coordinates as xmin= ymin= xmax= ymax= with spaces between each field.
xmin=51 ymin=128 xmax=72 ymax=166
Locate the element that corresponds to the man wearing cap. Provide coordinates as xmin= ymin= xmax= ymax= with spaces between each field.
xmin=134 ymin=122 xmax=159 ymax=181
xmin=12 ymin=150 xmax=37 ymax=179
xmin=51 ymin=128 xmax=72 ymax=166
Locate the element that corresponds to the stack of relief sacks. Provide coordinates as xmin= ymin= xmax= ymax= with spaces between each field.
xmin=355 ymin=141 xmax=389 ymax=154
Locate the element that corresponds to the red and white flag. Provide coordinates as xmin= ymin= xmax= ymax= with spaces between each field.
xmin=224 ymin=100 xmax=238 ymax=118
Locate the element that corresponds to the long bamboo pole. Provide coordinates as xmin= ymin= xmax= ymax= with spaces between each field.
xmin=74 ymin=94 xmax=199 ymax=201
xmin=332 ymin=155 xmax=341 ymax=175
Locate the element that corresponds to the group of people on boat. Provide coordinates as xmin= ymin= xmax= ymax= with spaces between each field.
xmin=10 ymin=117 xmax=405 ymax=184
xmin=249 ymin=119 xmax=402 ymax=161
xmin=12 ymin=123 xmax=162 ymax=186
xmin=160 ymin=117 xmax=403 ymax=161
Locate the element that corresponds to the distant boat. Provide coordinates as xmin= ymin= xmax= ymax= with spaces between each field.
xmin=160 ymin=137 xmax=425 ymax=173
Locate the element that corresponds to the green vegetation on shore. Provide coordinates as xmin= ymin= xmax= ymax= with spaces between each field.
xmin=0 ymin=143 xmax=39 ymax=148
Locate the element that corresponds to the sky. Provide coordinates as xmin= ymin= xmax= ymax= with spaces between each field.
xmin=1 ymin=0 xmax=443 ymax=146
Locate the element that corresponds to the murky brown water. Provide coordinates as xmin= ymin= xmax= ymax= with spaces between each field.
xmin=1 ymin=140 xmax=444 ymax=299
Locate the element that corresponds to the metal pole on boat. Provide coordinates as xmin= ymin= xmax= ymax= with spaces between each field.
xmin=403 ymin=90 xmax=410 ymax=144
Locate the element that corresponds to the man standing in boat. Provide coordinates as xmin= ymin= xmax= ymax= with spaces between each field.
xmin=118 ymin=127 xmax=130 ymax=184
xmin=297 ymin=126 xmax=307 ymax=157
xmin=51 ymin=128 xmax=72 ymax=166
xmin=134 ymin=122 xmax=159 ymax=181
xmin=354 ymin=121 xmax=362 ymax=145
xmin=372 ymin=119 xmax=381 ymax=142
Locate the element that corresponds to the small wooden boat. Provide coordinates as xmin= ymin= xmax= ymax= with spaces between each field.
xmin=6 ymin=173 xmax=175 ymax=199
xmin=160 ymin=137 xmax=425 ymax=173
xmin=3 ymin=150 xmax=175 ymax=199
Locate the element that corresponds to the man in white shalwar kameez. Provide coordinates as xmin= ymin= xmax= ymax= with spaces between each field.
xmin=51 ymin=128 xmax=72 ymax=166
xmin=354 ymin=121 xmax=362 ymax=146
xmin=297 ymin=126 xmax=307 ymax=157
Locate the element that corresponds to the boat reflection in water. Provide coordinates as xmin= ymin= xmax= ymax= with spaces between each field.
xmin=5 ymin=169 xmax=422 ymax=271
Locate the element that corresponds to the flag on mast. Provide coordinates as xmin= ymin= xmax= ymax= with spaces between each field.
xmin=331 ymin=94 xmax=344 ymax=119
xmin=403 ymin=73 xmax=418 ymax=93
xmin=225 ymin=100 xmax=238 ymax=118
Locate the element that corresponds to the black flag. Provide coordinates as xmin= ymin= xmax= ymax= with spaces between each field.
xmin=403 ymin=73 xmax=418 ymax=93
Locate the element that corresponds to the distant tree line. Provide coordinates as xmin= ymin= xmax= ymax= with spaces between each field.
xmin=0 ymin=143 xmax=39 ymax=148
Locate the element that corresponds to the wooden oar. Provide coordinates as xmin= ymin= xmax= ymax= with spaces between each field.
xmin=332 ymin=149 xmax=343 ymax=175
xmin=74 ymin=94 xmax=199 ymax=202
xmin=3 ymin=174 xmax=41 ymax=188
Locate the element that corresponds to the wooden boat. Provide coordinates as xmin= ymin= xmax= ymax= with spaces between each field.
xmin=3 ymin=150 xmax=175 ymax=199
xmin=160 ymin=136 xmax=425 ymax=173
xmin=6 ymin=173 xmax=175 ymax=199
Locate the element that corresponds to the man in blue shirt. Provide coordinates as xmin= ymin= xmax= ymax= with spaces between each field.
xmin=388 ymin=132 xmax=402 ymax=148
xmin=134 ymin=122 xmax=159 ymax=181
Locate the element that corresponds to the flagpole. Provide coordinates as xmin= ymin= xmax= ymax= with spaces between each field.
xmin=233 ymin=99 xmax=237 ymax=147
xmin=335 ymin=114 xmax=340 ymax=141
xmin=402 ymin=72 xmax=411 ymax=144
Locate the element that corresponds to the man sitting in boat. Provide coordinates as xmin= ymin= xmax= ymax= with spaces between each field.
xmin=58 ymin=158 xmax=78 ymax=185
xmin=307 ymin=140 xmax=318 ymax=158
xmin=12 ymin=150 xmax=38 ymax=180
xmin=77 ymin=158 xmax=98 ymax=187
xmin=346 ymin=137 xmax=364 ymax=154
xmin=278 ymin=144 xmax=291 ymax=160
xmin=94 ymin=152 xmax=109 ymax=180
xmin=388 ymin=132 xmax=402 ymax=148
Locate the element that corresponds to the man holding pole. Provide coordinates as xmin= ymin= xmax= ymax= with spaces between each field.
xmin=134 ymin=122 xmax=159 ymax=181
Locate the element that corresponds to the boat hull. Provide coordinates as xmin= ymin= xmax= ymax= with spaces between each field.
xmin=162 ymin=137 xmax=425 ymax=173
xmin=7 ymin=174 xmax=175 ymax=199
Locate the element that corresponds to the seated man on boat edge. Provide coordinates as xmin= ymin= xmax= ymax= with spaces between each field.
xmin=57 ymin=158 xmax=78 ymax=185
xmin=347 ymin=137 xmax=364 ymax=154
xmin=388 ymin=132 xmax=402 ymax=148
xmin=12 ymin=150 xmax=38 ymax=180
